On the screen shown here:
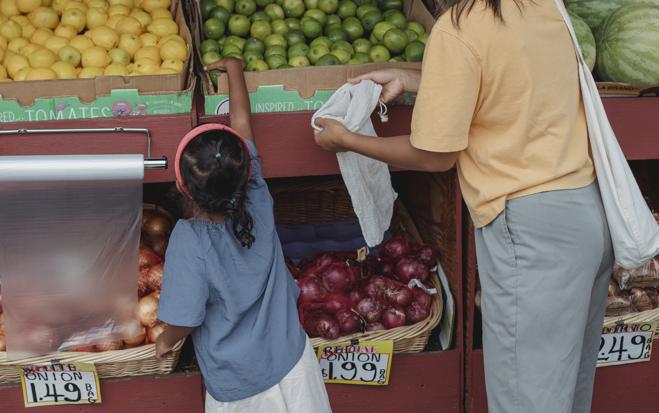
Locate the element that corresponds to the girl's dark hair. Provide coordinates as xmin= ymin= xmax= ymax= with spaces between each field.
xmin=179 ymin=130 xmax=255 ymax=248
xmin=434 ymin=0 xmax=522 ymax=26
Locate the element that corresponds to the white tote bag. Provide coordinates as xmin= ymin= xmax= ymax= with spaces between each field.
xmin=554 ymin=0 xmax=659 ymax=269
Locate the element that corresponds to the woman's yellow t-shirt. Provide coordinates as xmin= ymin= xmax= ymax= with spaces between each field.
xmin=410 ymin=1 xmax=595 ymax=228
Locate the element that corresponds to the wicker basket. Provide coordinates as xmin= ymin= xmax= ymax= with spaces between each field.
xmin=271 ymin=177 xmax=443 ymax=353
xmin=603 ymin=309 xmax=659 ymax=340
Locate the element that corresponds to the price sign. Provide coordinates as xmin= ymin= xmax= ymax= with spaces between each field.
xmin=597 ymin=321 xmax=657 ymax=367
xmin=317 ymin=340 xmax=393 ymax=385
xmin=19 ymin=362 xmax=102 ymax=408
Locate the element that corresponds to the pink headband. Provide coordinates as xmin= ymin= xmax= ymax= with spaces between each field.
xmin=175 ymin=123 xmax=252 ymax=199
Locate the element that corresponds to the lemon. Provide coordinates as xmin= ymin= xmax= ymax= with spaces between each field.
xmin=21 ymin=24 xmax=37 ymax=38
xmin=26 ymin=67 xmax=57 ymax=80
xmin=87 ymin=0 xmax=108 ymax=11
xmin=61 ymin=9 xmax=86 ymax=32
xmin=134 ymin=45 xmax=160 ymax=63
xmin=29 ymin=28 xmax=52 ymax=46
xmin=159 ymin=38 xmax=186 ymax=61
xmin=44 ymin=36 xmax=68 ymax=53
xmin=8 ymin=38 xmax=30 ymax=53
xmin=10 ymin=15 xmax=31 ymax=27
xmin=0 ymin=15 xmax=6 ymax=25
xmin=1 ymin=22 xmax=23 ymax=40
xmin=141 ymin=0 xmax=169 ymax=12
xmin=118 ymin=33 xmax=141 ymax=57
xmin=109 ymin=0 xmax=133 ymax=7
xmin=69 ymin=34 xmax=94 ymax=51
xmin=103 ymin=61 xmax=128 ymax=75
xmin=108 ymin=4 xmax=130 ymax=16
xmin=0 ymin=0 xmax=20 ymax=17
xmin=86 ymin=7 xmax=108 ymax=29
xmin=149 ymin=8 xmax=170 ymax=20
xmin=42 ymin=0 xmax=51 ymax=6
xmin=5 ymin=54 xmax=30 ymax=78
xmin=115 ymin=16 xmax=142 ymax=35
xmin=139 ymin=32 xmax=157 ymax=47
xmin=90 ymin=25 xmax=118 ymax=49
xmin=105 ymin=14 xmax=123 ymax=29
xmin=147 ymin=18 xmax=177 ymax=37
xmin=130 ymin=8 xmax=151 ymax=27
xmin=64 ymin=1 xmax=87 ymax=12
xmin=160 ymin=58 xmax=182 ymax=72
xmin=0 ymin=65 xmax=7 ymax=79
xmin=107 ymin=47 xmax=128 ymax=63
xmin=0 ymin=49 xmax=5 ymax=64
xmin=81 ymin=45 xmax=110 ymax=67
xmin=51 ymin=60 xmax=77 ymax=78
xmin=58 ymin=45 xmax=81 ymax=65
xmin=0 ymin=37 xmax=8 ymax=50
xmin=28 ymin=48 xmax=57 ymax=68
xmin=78 ymin=66 xmax=103 ymax=78
xmin=156 ymin=33 xmax=183 ymax=47
xmin=155 ymin=67 xmax=176 ymax=74
xmin=14 ymin=67 xmax=32 ymax=80
xmin=51 ymin=0 xmax=68 ymax=13
xmin=17 ymin=0 xmax=43 ymax=14
xmin=54 ymin=24 xmax=77 ymax=39
xmin=133 ymin=57 xmax=157 ymax=74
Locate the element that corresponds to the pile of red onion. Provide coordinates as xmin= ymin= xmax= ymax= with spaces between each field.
xmin=291 ymin=237 xmax=438 ymax=340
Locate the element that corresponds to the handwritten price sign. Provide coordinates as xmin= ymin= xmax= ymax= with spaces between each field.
xmin=597 ymin=321 xmax=656 ymax=367
xmin=317 ymin=340 xmax=393 ymax=385
xmin=19 ymin=362 xmax=101 ymax=408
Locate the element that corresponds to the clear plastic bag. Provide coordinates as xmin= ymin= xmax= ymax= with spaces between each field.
xmin=612 ymin=258 xmax=659 ymax=290
xmin=0 ymin=155 xmax=143 ymax=359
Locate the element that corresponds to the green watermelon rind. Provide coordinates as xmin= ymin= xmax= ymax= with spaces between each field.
xmin=565 ymin=0 xmax=659 ymax=33
xmin=568 ymin=11 xmax=597 ymax=72
xmin=596 ymin=4 xmax=659 ymax=85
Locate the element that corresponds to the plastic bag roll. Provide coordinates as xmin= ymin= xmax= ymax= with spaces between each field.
xmin=0 ymin=155 xmax=144 ymax=359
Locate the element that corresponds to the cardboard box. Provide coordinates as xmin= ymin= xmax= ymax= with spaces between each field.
xmin=195 ymin=0 xmax=435 ymax=115
xmin=596 ymin=82 xmax=659 ymax=97
xmin=0 ymin=0 xmax=194 ymax=122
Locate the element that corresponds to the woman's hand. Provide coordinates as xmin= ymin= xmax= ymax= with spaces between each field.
xmin=155 ymin=334 xmax=173 ymax=360
xmin=349 ymin=68 xmax=421 ymax=103
xmin=314 ymin=118 xmax=353 ymax=152
xmin=204 ymin=57 xmax=245 ymax=72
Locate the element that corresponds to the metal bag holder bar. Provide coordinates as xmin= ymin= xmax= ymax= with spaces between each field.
xmin=0 ymin=127 xmax=168 ymax=169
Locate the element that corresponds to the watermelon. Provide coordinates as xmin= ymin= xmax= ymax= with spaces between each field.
xmin=565 ymin=0 xmax=659 ymax=34
xmin=596 ymin=4 xmax=659 ymax=85
xmin=568 ymin=12 xmax=596 ymax=71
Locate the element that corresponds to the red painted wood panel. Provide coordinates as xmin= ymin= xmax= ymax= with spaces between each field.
xmin=602 ymin=98 xmax=659 ymax=161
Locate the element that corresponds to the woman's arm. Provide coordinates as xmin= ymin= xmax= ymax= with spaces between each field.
xmin=349 ymin=68 xmax=422 ymax=103
xmin=155 ymin=324 xmax=194 ymax=359
xmin=314 ymin=118 xmax=459 ymax=172
xmin=205 ymin=58 xmax=254 ymax=141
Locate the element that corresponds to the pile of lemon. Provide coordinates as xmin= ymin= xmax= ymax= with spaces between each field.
xmin=0 ymin=0 xmax=188 ymax=81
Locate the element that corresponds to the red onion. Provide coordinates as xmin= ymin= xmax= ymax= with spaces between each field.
xmin=412 ymin=288 xmax=432 ymax=310
xmin=320 ymin=262 xmax=354 ymax=294
xmin=362 ymin=276 xmax=389 ymax=299
xmin=139 ymin=245 xmax=162 ymax=270
xmin=304 ymin=311 xmax=340 ymax=339
xmin=417 ymin=245 xmax=438 ymax=266
xmin=145 ymin=262 xmax=163 ymax=293
xmin=312 ymin=253 xmax=338 ymax=271
xmin=95 ymin=340 xmax=125 ymax=352
xmin=366 ymin=322 xmax=385 ymax=332
xmin=406 ymin=301 xmax=430 ymax=323
xmin=380 ymin=237 xmax=409 ymax=260
xmin=299 ymin=265 xmax=321 ymax=279
xmin=356 ymin=297 xmax=384 ymax=323
xmin=378 ymin=256 xmax=395 ymax=277
xmin=138 ymin=268 xmax=150 ymax=297
xmin=345 ymin=260 xmax=362 ymax=283
xmin=385 ymin=283 xmax=413 ymax=307
xmin=364 ymin=256 xmax=380 ymax=277
xmin=382 ymin=306 xmax=407 ymax=329
xmin=349 ymin=289 xmax=364 ymax=306
xmin=395 ymin=257 xmax=429 ymax=283
xmin=336 ymin=309 xmax=362 ymax=334
xmin=323 ymin=294 xmax=351 ymax=314
xmin=298 ymin=276 xmax=325 ymax=303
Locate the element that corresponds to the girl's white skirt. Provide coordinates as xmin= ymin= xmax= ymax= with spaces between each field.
xmin=205 ymin=338 xmax=332 ymax=413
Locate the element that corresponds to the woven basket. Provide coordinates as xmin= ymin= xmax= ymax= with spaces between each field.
xmin=270 ymin=177 xmax=443 ymax=353
xmin=603 ymin=308 xmax=659 ymax=340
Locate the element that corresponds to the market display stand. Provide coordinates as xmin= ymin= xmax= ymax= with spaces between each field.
xmin=464 ymin=97 xmax=659 ymax=413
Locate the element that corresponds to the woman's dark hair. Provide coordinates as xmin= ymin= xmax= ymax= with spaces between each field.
xmin=179 ymin=130 xmax=255 ymax=248
xmin=434 ymin=0 xmax=522 ymax=25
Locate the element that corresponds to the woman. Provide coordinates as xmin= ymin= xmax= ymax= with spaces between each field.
xmin=314 ymin=1 xmax=612 ymax=412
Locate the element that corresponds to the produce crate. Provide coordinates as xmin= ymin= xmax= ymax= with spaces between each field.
xmin=269 ymin=177 xmax=447 ymax=353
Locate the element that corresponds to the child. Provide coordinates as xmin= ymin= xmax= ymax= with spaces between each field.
xmin=155 ymin=57 xmax=332 ymax=412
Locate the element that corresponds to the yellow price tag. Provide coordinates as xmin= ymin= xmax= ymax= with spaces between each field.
xmin=19 ymin=362 xmax=102 ymax=408
xmin=317 ymin=340 xmax=393 ymax=385
xmin=597 ymin=321 xmax=657 ymax=367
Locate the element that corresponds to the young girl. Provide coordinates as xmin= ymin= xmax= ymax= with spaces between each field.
xmin=155 ymin=57 xmax=332 ymax=412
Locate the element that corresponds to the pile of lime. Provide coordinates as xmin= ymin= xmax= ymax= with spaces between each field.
xmin=200 ymin=0 xmax=428 ymax=72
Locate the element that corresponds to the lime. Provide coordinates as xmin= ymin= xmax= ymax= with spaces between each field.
xmin=289 ymin=55 xmax=310 ymax=66
xmin=201 ymin=39 xmax=221 ymax=54
xmin=250 ymin=20 xmax=272 ymax=40
xmin=305 ymin=0 xmax=319 ymax=8
xmin=266 ymin=4 xmax=286 ymax=20
xmin=246 ymin=59 xmax=269 ymax=71
xmin=202 ymin=50 xmax=222 ymax=65
xmin=404 ymin=39 xmax=423 ymax=62
xmin=354 ymin=0 xmax=372 ymax=5
xmin=342 ymin=16 xmax=363 ymax=40
xmin=356 ymin=4 xmax=377 ymax=19
xmin=243 ymin=50 xmax=264 ymax=62
xmin=310 ymin=36 xmax=332 ymax=49
xmin=217 ymin=37 xmax=227 ymax=48
xmin=382 ymin=27 xmax=407 ymax=53
xmin=210 ymin=6 xmax=231 ymax=24
xmin=326 ymin=27 xmax=347 ymax=42
xmin=407 ymin=21 xmax=425 ymax=36
xmin=326 ymin=14 xmax=342 ymax=26
xmin=222 ymin=43 xmax=243 ymax=55
xmin=352 ymin=38 xmax=371 ymax=53
xmin=267 ymin=54 xmax=288 ymax=68
xmin=373 ymin=21 xmax=395 ymax=41
xmin=252 ymin=12 xmax=272 ymax=22
xmin=369 ymin=44 xmax=389 ymax=62
xmin=201 ymin=0 xmax=217 ymax=19
xmin=301 ymin=17 xmax=323 ymax=39
xmin=304 ymin=9 xmax=327 ymax=26
xmin=285 ymin=43 xmax=307 ymax=58
xmin=369 ymin=32 xmax=378 ymax=44
xmin=271 ymin=19 xmax=290 ymax=35
xmin=351 ymin=51 xmax=370 ymax=63
xmin=383 ymin=9 xmax=398 ymax=19
xmin=338 ymin=0 xmax=357 ymax=18
xmin=264 ymin=45 xmax=287 ymax=58
xmin=204 ymin=18 xmax=226 ymax=40
xmin=283 ymin=0 xmax=305 ymax=17
xmin=307 ymin=44 xmax=330 ymax=64
xmin=256 ymin=0 xmax=274 ymax=7
xmin=216 ymin=0 xmax=235 ymax=13
xmin=332 ymin=39 xmax=354 ymax=54
xmin=236 ymin=0 xmax=257 ymax=16
xmin=389 ymin=56 xmax=404 ymax=62
xmin=265 ymin=33 xmax=287 ymax=48
xmin=244 ymin=37 xmax=266 ymax=54
xmin=330 ymin=48 xmax=350 ymax=63
xmin=417 ymin=33 xmax=428 ymax=44
xmin=226 ymin=35 xmax=247 ymax=50
xmin=380 ymin=0 xmax=402 ymax=11
xmin=224 ymin=51 xmax=244 ymax=59
xmin=385 ymin=11 xmax=406 ymax=29
xmin=316 ymin=53 xmax=341 ymax=65
xmin=361 ymin=10 xmax=383 ymax=31
xmin=285 ymin=17 xmax=301 ymax=30
xmin=286 ymin=29 xmax=306 ymax=45
xmin=318 ymin=0 xmax=339 ymax=14
xmin=228 ymin=15 xmax=251 ymax=36
xmin=405 ymin=29 xmax=418 ymax=42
